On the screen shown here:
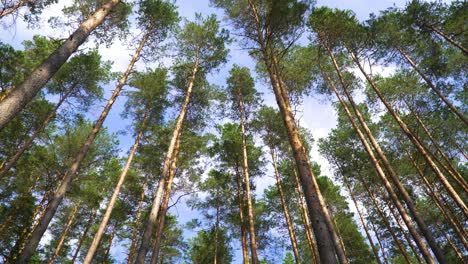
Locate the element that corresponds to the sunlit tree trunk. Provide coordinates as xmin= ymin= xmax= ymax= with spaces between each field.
xmin=0 ymin=0 xmax=29 ymax=18
xmin=417 ymin=21 xmax=468 ymax=55
xmin=14 ymin=30 xmax=151 ymax=264
xmin=270 ymin=148 xmax=301 ymax=263
xmin=83 ymin=108 xmax=150 ymax=264
xmin=235 ymin=165 xmax=250 ymax=264
xmin=436 ymin=224 xmax=464 ymax=262
xmin=0 ymin=0 xmax=122 ymax=129
xmin=47 ymin=203 xmax=79 ymax=264
xmin=127 ymin=179 xmax=147 ymax=264
xmin=71 ymin=208 xmax=97 ymax=264
xmin=134 ymin=53 xmax=199 ymax=264
xmin=0 ymin=82 xmax=78 ymax=179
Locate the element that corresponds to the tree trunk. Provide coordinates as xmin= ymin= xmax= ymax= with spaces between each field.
xmin=71 ymin=208 xmax=97 ymax=264
xmin=370 ymin=221 xmax=389 ymax=264
xmin=361 ymin=181 xmax=414 ymax=264
xmin=0 ymin=0 xmax=29 ymax=18
xmin=246 ymin=2 xmax=341 ymax=263
xmin=0 ymin=82 xmax=78 ymax=179
xmin=418 ymin=21 xmax=468 ymax=55
xmin=102 ymin=223 xmax=117 ymax=264
xmin=321 ymin=68 xmax=439 ymax=264
xmin=149 ymin=131 xmax=182 ymax=264
xmin=0 ymin=0 xmax=122 ymax=130
xmin=349 ymin=50 xmax=467 ymax=220
xmin=127 ymin=179 xmax=147 ymax=264
xmin=343 ymin=180 xmax=382 ymax=264
xmin=236 ymin=165 xmax=250 ymax=264
xmin=134 ymin=54 xmax=199 ymax=264
xmin=14 ymin=30 xmax=150 ymax=264
xmin=293 ymin=168 xmax=319 ymax=264
xmin=238 ymin=91 xmax=260 ymax=264
xmin=397 ymin=47 xmax=468 ymax=125
xmin=47 ymin=204 xmax=79 ymax=264
xmin=270 ymin=147 xmax=301 ymax=264
xmin=83 ymin=108 xmax=150 ymax=264
xmin=436 ymin=224 xmax=464 ymax=263
xmin=214 ymin=189 xmax=220 ymax=264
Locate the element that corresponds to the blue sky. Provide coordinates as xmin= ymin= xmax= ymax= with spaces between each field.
xmin=0 ymin=0 xmax=440 ymax=263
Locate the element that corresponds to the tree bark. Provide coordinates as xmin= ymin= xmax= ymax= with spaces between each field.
xmin=246 ymin=2 xmax=341 ymax=263
xmin=134 ymin=54 xmax=199 ymax=264
xmin=436 ymin=224 xmax=464 ymax=263
xmin=102 ymin=223 xmax=117 ymax=264
xmin=350 ymin=50 xmax=467 ymax=220
xmin=238 ymin=90 xmax=260 ymax=264
xmin=370 ymin=220 xmax=389 ymax=264
xmin=321 ymin=69 xmax=439 ymax=264
xmin=0 ymin=0 xmax=121 ymax=130
xmin=71 ymin=208 xmax=97 ymax=264
xmin=0 ymin=0 xmax=29 ymax=18
xmin=270 ymin=148 xmax=301 ymax=264
xmin=397 ymin=47 xmax=468 ymax=125
xmin=343 ymin=180 xmax=382 ymax=264
xmin=14 ymin=30 xmax=150 ymax=264
xmin=0 ymin=82 xmax=78 ymax=179
xmin=236 ymin=165 xmax=250 ymax=264
xmin=127 ymin=179 xmax=147 ymax=264
xmin=83 ymin=109 xmax=150 ymax=264
xmin=149 ymin=131 xmax=182 ymax=264
xmin=293 ymin=168 xmax=319 ymax=264
xmin=417 ymin=21 xmax=468 ymax=55
xmin=47 ymin=203 xmax=79 ymax=264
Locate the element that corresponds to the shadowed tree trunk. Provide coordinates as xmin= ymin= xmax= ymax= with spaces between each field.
xmin=235 ymin=165 xmax=250 ymax=264
xmin=127 ymin=179 xmax=147 ymax=264
xmin=71 ymin=208 xmax=97 ymax=264
xmin=0 ymin=82 xmax=78 ymax=179
xmin=134 ymin=53 xmax=199 ymax=264
xmin=101 ymin=223 xmax=118 ymax=264
xmin=83 ymin=109 xmax=150 ymax=264
xmin=0 ymin=0 xmax=122 ymax=129
xmin=14 ymin=30 xmax=151 ymax=264
xmin=416 ymin=21 xmax=468 ymax=55
xmin=47 ymin=203 xmax=79 ymax=264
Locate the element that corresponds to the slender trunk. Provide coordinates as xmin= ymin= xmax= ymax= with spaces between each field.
xmin=436 ymin=224 xmax=464 ymax=263
xmin=0 ymin=0 xmax=122 ymax=130
xmin=350 ymin=50 xmax=467 ymax=219
xmin=84 ymin=109 xmax=150 ymax=264
xmin=397 ymin=47 xmax=468 ymax=125
xmin=236 ymin=165 xmax=250 ymax=264
xmin=246 ymin=2 xmax=340 ymax=263
xmin=0 ymin=82 xmax=78 ymax=179
xmin=0 ymin=213 xmax=14 ymax=234
xmin=321 ymin=66 xmax=439 ymax=263
xmin=418 ymin=21 xmax=468 ymax=55
xmin=370 ymin=220 xmax=389 ymax=264
xmin=71 ymin=208 xmax=97 ymax=264
xmin=399 ymin=137 xmax=468 ymax=248
xmin=127 ymin=179 xmax=148 ymax=264
xmin=14 ymin=30 xmax=150 ymax=264
xmin=214 ymin=190 xmax=220 ymax=264
xmin=343 ymin=180 xmax=382 ymax=264
xmin=238 ymin=91 xmax=260 ymax=264
xmin=406 ymin=104 xmax=467 ymax=191
xmin=102 ymin=223 xmax=117 ymax=264
xmin=149 ymin=131 xmax=182 ymax=264
xmin=47 ymin=204 xmax=79 ymax=264
xmin=134 ymin=54 xmax=199 ymax=264
xmin=362 ymin=181 xmax=414 ymax=264
xmin=0 ymin=0 xmax=28 ymax=18
xmin=270 ymin=148 xmax=301 ymax=264
xmin=293 ymin=168 xmax=319 ymax=263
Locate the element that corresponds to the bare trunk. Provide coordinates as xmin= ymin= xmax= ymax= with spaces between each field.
xmin=270 ymin=148 xmax=301 ymax=264
xmin=238 ymin=91 xmax=260 ymax=264
xmin=127 ymin=179 xmax=147 ymax=264
xmin=436 ymin=224 xmax=464 ymax=262
xmin=418 ymin=21 xmax=468 ymax=55
xmin=350 ymin=50 xmax=467 ymax=220
xmin=83 ymin=109 xmax=150 ymax=264
xmin=321 ymin=69 xmax=439 ymax=264
xmin=236 ymin=165 xmax=250 ymax=264
xmin=246 ymin=2 xmax=341 ymax=263
xmin=343 ymin=180 xmax=382 ymax=264
xmin=397 ymin=47 xmax=468 ymax=125
xmin=149 ymin=131 xmax=182 ymax=264
xmin=134 ymin=55 xmax=199 ymax=264
xmin=48 ymin=204 xmax=79 ymax=264
xmin=214 ymin=190 xmax=220 ymax=264
xmin=0 ymin=0 xmax=121 ymax=129
xmin=71 ymin=208 xmax=97 ymax=264
xmin=370 ymin=220 xmax=389 ymax=264
xmin=102 ymin=223 xmax=117 ymax=264
xmin=14 ymin=30 xmax=150 ymax=264
xmin=362 ymin=181 xmax=414 ymax=264
xmin=0 ymin=0 xmax=28 ymax=18
xmin=293 ymin=168 xmax=319 ymax=264
xmin=0 ymin=82 xmax=77 ymax=179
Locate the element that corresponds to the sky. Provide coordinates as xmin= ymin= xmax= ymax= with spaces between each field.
xmin=0 ymin=0 xmax=436 ymax=263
